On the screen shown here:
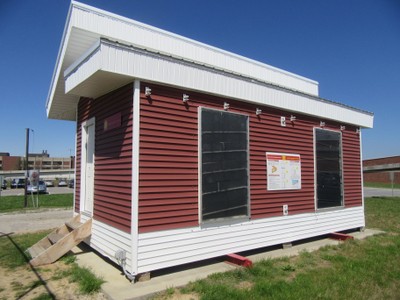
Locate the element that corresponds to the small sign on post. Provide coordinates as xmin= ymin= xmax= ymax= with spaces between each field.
xmin=29 ymin=170 xmax=40 ymax=207
xmin=0 ymin=175 xmax=3 ymax=197
xmin=389 ymin=171 xmax=394 ymax=197
xmin=29 ymin=170 xmax=40 ymax=186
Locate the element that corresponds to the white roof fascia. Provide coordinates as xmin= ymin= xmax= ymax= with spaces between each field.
xmin=64 ymin=40 xmax=373 ymax=128
xmin=46 ymin=3 xmax=74 ymax=117
xmin=64 ymin=39 xmax=101 ymax=77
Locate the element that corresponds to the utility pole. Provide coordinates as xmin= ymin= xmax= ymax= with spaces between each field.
xmin=24 ymin=128 xmax=29 ymax=208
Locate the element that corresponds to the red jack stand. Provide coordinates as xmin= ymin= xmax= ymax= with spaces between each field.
xmin=329 ymin=232 xmax=354 ymax=241
xmin=226 ymin=253 xmax=253 ymax=268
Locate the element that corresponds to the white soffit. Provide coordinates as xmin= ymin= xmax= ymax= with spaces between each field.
xmin=65 ymin=40 xmax=373 ymax=128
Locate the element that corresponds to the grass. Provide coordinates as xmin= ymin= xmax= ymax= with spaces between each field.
xmin=0 ymin=231 xmax=51 ymax=268
xmin=52 ymin=261 xmax=105 ymax=294
xmin=155 ymin=197 xmax=400 ymax=300
xmin=0 ymin=193 xmax=73 ymax=212
xmin=68 ymin=264 xmax=105 ymax=294
xmin=364 ymin=182 xmax=400 ymax=189
xmin=52 ymin=254 xmax=105 ymax=294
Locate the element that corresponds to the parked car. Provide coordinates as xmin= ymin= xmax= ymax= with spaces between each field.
xmin=58 ymin=179 xmax=67 ymax=187
xmin=11 ymin=178 xmax=25 ymax=189
xmin=27 ymin=180 xmax=47 ymax=194
xmin=44 ymin=180 xmax=54 ymax=187
xmin=1 ymin=180 xmax=7 ymax=189
xmin=68 ymin=179 xmax=74 ymax=188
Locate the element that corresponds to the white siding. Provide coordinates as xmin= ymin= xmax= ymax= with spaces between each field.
xmin=137 ymin=207 xmax=364 ymax=273
xmin=81 ymin=215 xmax=133 ymax=272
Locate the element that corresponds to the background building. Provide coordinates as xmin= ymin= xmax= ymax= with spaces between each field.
xmin=0 ymin=150 xmax=74 ymax=171
xmin=363 ymin=156 xmax=400 ymax=185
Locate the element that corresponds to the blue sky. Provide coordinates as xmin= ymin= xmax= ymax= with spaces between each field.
xmin=0 ymin=0 xmax=399 ymax=159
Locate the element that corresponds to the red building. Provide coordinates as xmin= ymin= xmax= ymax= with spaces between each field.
xmin=46 ymin=2 xmax=374 ymax=280
xmin=0 ymin=155 xmax=21 ymax=171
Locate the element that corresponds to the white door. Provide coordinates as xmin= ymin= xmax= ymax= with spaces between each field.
xmin=81 ymin=118 xmax=95 ymax=215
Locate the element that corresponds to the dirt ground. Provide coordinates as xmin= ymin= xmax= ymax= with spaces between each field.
xmin=0 ymin=260 xmax=201 ymax=300
xmin=0 ymin=259 xmax=107 ymax=300
xmin=0 ymin=209 xmax=105 ymax=299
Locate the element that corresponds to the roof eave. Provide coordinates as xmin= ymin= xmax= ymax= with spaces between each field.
xmin=63 ymin=39 xmax=374 ymax=128
xmin=46 ymin=2 xmax=77 ymax=120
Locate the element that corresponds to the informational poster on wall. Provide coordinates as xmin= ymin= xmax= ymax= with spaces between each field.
xmin=266 ymin=152 xmax=301 ymax=191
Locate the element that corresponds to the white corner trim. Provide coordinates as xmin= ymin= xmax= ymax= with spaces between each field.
xmin=359 ymin=130 xmax=365 ymax=208
xmin=130 ymin=80 xmax=141 ymax=275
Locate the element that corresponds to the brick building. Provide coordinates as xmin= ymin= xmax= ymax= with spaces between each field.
xmin=0 ymin=151 xmax=74 ymax=171
xmin=363 ymin=156 xmax=400 ymax=185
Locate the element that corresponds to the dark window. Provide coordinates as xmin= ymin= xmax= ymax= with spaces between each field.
xmin=201 ymin=108 xmax=249 ymax=222
xmin=315 ymin=129 xmax=343 ymax=209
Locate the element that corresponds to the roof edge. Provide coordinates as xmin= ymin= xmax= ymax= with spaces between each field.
xmin=64 ymin=39 xmax=373 ymax=128
xmin=45 ymin=1 xmax=74 ymax=115
xmin=69 ymin=1 xmax=319 ymax=87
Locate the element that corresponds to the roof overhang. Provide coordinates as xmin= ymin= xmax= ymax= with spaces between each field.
xmin=46 ymin=1 xmax=373 ymax=129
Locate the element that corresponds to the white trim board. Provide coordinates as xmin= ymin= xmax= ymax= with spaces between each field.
xmin=130 ymin=80 xmax=141 ymax=275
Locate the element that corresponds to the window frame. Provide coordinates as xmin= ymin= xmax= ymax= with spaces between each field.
xmin=198 ymin=107 xmax=250 ymax=225
xmin=314 ymin=127 xmax=344 ymax=211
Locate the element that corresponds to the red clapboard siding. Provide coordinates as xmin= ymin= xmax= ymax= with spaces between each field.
xmin=76 ymin=84 xmax=133 ymax=233
xmin=248 ymin=111 xmax=316 ymax=220
xmin=342 ymin=129 xmax=363 ymax=207
xmin=138 ymin=82 xmax=364 ymax=233
xmin=138 ymin=84 xmax=199 ymax=233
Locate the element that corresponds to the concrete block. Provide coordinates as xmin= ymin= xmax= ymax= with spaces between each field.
xmin=137 ymin=272 xmax=151 ymax=282
xmin=282 ymin=242 xmax=292 ymax=249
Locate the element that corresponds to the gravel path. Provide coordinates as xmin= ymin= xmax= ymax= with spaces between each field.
xmin=0 ymin=208 xmax=73 ymax=234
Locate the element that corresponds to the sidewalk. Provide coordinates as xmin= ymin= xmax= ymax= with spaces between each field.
xmin=0 ymin=208 xmax=73 ymax=234
xmin=364 ymin=187 xmax=400 ymax=197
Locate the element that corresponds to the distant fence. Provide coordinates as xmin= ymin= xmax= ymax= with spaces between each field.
xmin=0 ymin=169 xmax=74 ymax=180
